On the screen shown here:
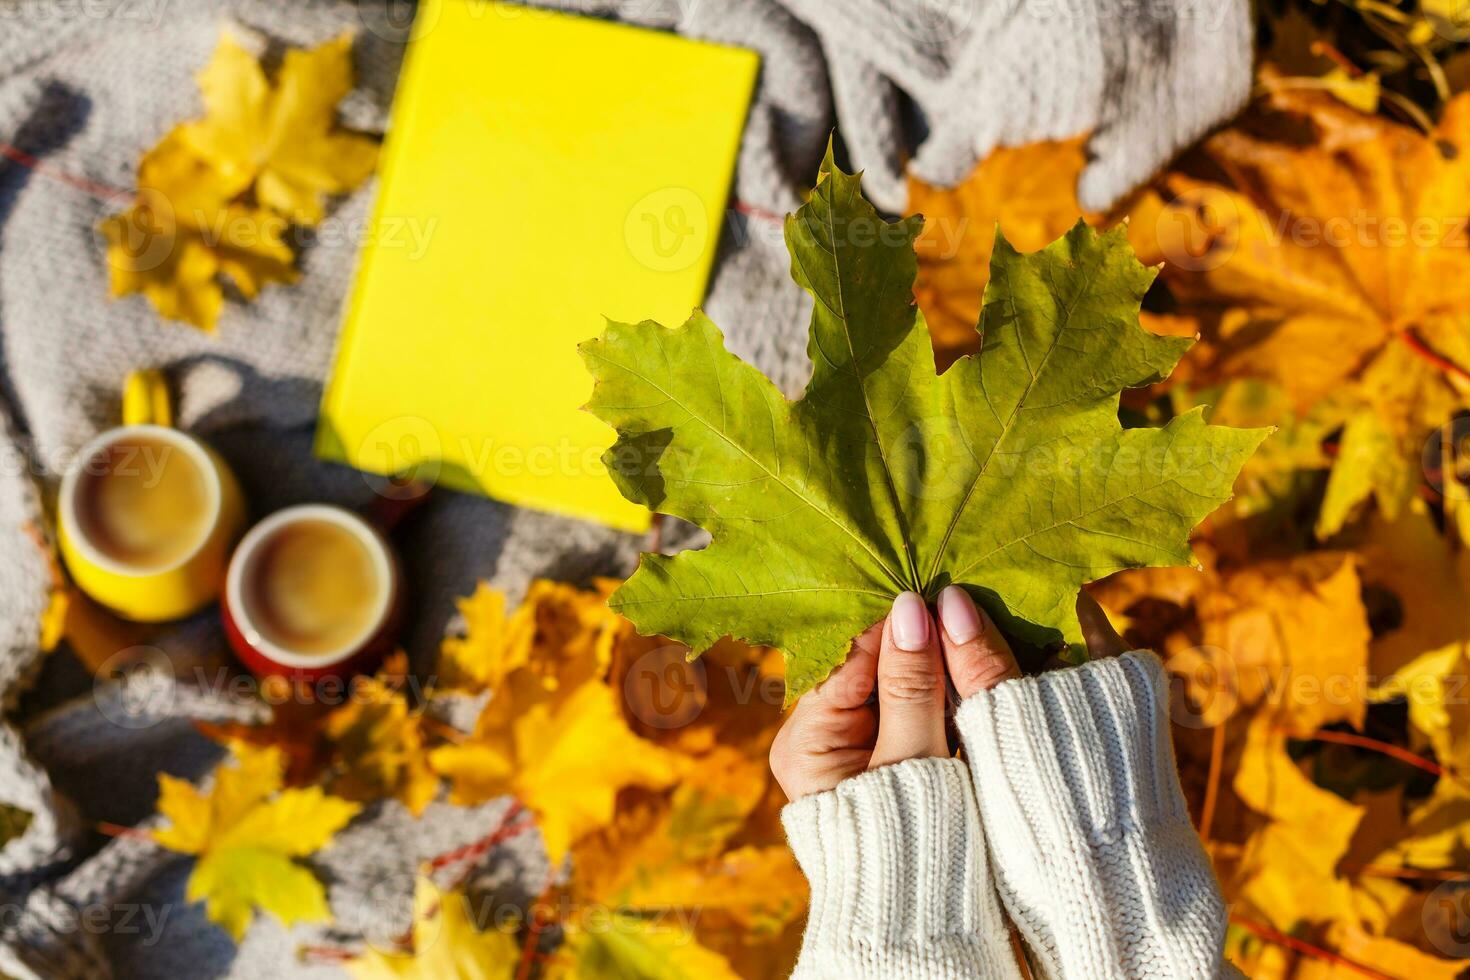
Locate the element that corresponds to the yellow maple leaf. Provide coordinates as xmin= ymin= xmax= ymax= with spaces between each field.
xmin=430 ymin=578 xmax=797 ymax=971
xmin=100 ymin=31 xmax=376 ymax=330
xmin=1104 ymin=549 xmax=1371 ymax=734
xmin=439 ymin=579 xmax=624 ymax=701
xmin=907 ymin=137 xmax=1095 ymax=366
xmin=1425 ymin=0 xmax=1470 ymax=37
xmin=547 ymin=915 xmax=741 ymax=980
xmin=1374 ymin=645 xmax=1468 ymax=760
xmin=347 ymin=877 xmax=519 ymax=980
xmin=179 ymin=32 xmax=378 ymax=226
xmin=1127 ymin=81 xmax=1470 ymax=532
xmin=1315 ymin=68 xmax=1382 ymax=115
xmin=198 ymin=655 xmax=438 ymax=813
xmin=101 ymin=131 xmax=298 ymax=331
xmin=1360 ymin=503 xmax=1470 ymax=675
xmin=1300 ymin=924 xmax=1467 ymax=979
xmin=572 ymin=748 xmax=804 ymax=928
xmin=1098 ymin=509 xmax=1470 ymax=970
xmin=437 ymin=582 xmax=535 ymax=693
xmin=1357 ymin=504 xmax=1470 ymax=815
xmin=323 ymin=671 xmax=439 ymax=817
xmin=1379 ymin=778 xmax=1470 ymax=871
xmin=661 ymin=747 xmax=770 ymax=861
xmin=576 ymin=637 xmax=804 ymax=974
xmin=152 ymin=743 xmax=359 ymax=939
xmin=1315 ymin=408 xmax=1413 ymax=540
xmin=628 ymin=844 xmax=806 ymax=932
xmin=432 ymin=678 xmax=678 ymax=863
xmin=1232 ymin=718 xmax=1364 ymax=932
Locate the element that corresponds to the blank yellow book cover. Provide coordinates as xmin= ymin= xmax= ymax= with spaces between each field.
xmin=316 ymin=0 xmax=759 ymax=532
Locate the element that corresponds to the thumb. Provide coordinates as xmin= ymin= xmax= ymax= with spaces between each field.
xmin=869 ymin=591 xmax=948 ymax=768
xmin=1077 ymin=591 xmax=1128 ymax=660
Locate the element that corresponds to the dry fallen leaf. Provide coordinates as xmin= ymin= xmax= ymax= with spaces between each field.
xmin=1232 ymin=717 xmax=1364 ymax=931
xmin=346 ymin=876 xmax=519 ymax=980
xmin=199 ymin=655 xmax=435 ymax=812
xmin=430 ymin=677 xmax=679 ymax=864
xmin=427 ymin=578 xmax=804 ymax=976
xmin=1128 ymin=81 xmax=1470 ymax=537
xmin=1099 ymin=547 xmax=1371 ymax=735
xmin=323 ymin=667 xmax=439 ymax=817
xmin=429 ymin=582 xmax=681 ymax=863
xmin=101 ymin=131 xmax=298 ymax=331
xmin=436 ymin=582 xmax=534 ymax=693
xmin=100 ymin=31 xmax=376 ymax=330
xmin=570 ymin=749 xmax=805 ymax=931
xmin=908 ymin=137 xmax=1094 ymax=366
xmin=179 ymin=32 xmax=378 ymax=226
xmin=152 ymin=743 xmax=359 ymax=939
xmin=546 ymin=914 xmax=742 ymax=980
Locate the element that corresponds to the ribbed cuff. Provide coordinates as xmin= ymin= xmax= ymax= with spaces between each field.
xmin=781 ymin=757 xmax=1020 ymax=979
xmin=956 ymin=652 xmax=1228 ymax=979
xmin=958 ymin=651 xmax=1191 ymax=833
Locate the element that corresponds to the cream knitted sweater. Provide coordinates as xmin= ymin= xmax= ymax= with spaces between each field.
xmin=782 ymin=651 xmax=1243 ymax=978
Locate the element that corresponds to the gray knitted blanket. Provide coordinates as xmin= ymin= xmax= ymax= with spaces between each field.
xmin=0 ymin=0 xmax=1249 ymax=975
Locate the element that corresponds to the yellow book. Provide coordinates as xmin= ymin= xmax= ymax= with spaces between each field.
xmin=317 ymin=0 xmax=759 ymax=532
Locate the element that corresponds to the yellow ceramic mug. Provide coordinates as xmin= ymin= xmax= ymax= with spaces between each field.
xmin=58 ymin=370 xmax=246 ymax=622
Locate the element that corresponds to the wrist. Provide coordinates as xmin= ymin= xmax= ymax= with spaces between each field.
xmin=781 ymin=756 xmax=1019 ymax=977
xmin=954 ymin=651 xmax=1227 ymax=979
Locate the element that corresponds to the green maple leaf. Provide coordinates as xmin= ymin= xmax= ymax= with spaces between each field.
xmin=582 ymin=149 xmax=1268 ymax=698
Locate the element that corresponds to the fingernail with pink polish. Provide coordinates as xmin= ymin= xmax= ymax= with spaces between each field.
xmin=938 ymin=586 xmax=982 ymax=644
xmin=891 ymin=591 xmax=931 ymax=651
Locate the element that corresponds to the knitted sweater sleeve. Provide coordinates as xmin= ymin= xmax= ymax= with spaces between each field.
xmin=781 ymin=757 xmax=1024 ymax=979
xmin=955 ymin=651 xmax=1236 ymax=979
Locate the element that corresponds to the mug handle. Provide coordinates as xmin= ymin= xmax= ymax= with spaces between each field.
xmin=122 ymin=369 xmax=173 ymax=428
xmin=364 ymin=478 xmax=432 ymax=533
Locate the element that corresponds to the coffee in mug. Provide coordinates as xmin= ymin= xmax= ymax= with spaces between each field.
xmin=59 ymin=419 xmax=245 ymax=623
xmin=224 ymin=504 xmax=399 ymax=677
xmin=239 ymin=518 xmax=383 ymax=656
xmin=73 ymin=434 xmax=212 ymax=569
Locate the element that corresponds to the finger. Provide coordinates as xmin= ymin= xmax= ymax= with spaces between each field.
xmin=770 ymin=702 xmax=877 ymax=800
xmin=869 ymin=591 xmax=948 ymax=767
xmin=781 ymin=620 xmax=880 ymax=762
xmin=936 ymin=585 xmax=1020 ymax=699
xmin=773 ymin=624 xmax=882 ymax=800
xmin=804 ymin=620 xmax=882 ymax=711
xmin=1078 ymin=590 xmax=1128 ymax=659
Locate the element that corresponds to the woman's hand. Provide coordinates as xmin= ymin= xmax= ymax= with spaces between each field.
xmin=769 ymin=586 xmax=1126 ymax=801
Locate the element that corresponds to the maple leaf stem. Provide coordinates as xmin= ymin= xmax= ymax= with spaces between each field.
xmin=1228 ymin=915 xmax=1393 ymax=979
xmin=1347 ymin=864 xmax=1470 ymax=881
xmin=1378 ymin=87 xmax=1438 ymax=136
xmin=1397 ymin=329 xmax=1470 ymax=386
xmin=95 ymin=821 xmax=154 ymax=842
xmin=1282 ymin=726 xmax=1468 ymax=786
xmin=1199 ymin=721 xmax=1226 ymax=844
xmin=647 ymin=513 xmax=664 ymax=555
xmin=1308 ymin=39 xmax=1364 ymax=76
xmin=297 ymin=945 xmax=358 ymax=963
xmin=733 ymin=199 xmax=783 ymax=227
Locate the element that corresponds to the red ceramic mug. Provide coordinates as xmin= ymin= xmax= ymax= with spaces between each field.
xmin=222 ymin=503 xmax=403 ymax=682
